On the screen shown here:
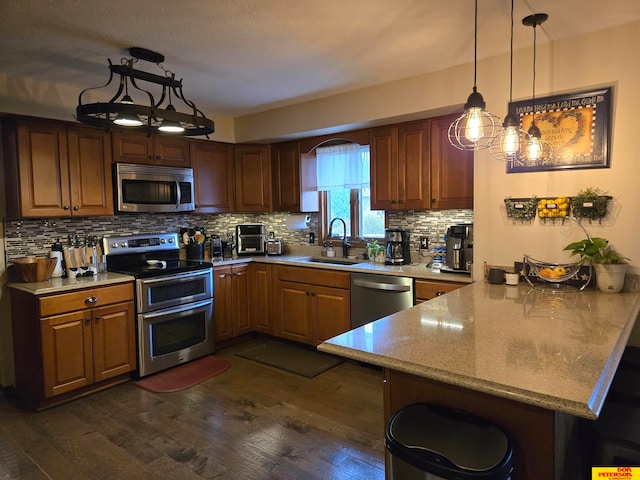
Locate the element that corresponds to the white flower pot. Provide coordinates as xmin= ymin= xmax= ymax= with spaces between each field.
xmin=594 ymin=264 xmax=628 ymax=293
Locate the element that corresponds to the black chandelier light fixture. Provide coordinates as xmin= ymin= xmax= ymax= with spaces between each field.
xmin=448 ymin=0 xmax=501 ymax=151
xmin=76 ymin=47 xmax=214 ymax=137
xmin=519 ymin=13 xmax=553 ymax=165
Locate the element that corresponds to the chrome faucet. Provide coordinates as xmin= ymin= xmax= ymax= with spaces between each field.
xmin=328 ymin=217 xmax=351 ymax=258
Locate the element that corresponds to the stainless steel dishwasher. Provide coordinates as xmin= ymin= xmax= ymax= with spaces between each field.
xmin=351 ymin=273 xmax=414 ymax=329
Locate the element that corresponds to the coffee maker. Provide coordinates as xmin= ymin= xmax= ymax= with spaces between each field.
xmin=385 ymin=229 xmax=411 ymax=265
xmin=443 ymin=224 xmax=473 ymax=273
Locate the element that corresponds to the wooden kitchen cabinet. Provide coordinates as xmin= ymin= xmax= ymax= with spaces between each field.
xmin=214 ymin=264 xmax=251 ymax=342
xmin=190 ymin=139 xmax=235 ymax=213
xmin=429 ymin=113 xmax=474 ymax=209
xmin=234 ymin=144 xmax=272 ymax=212
xmin=249 ymin=263 xmax=273 ymax=334
xmin=2 ymin=117 xmax=114 ymax=217
xmin=271 ymin=141 xmax=300 ymax=212
xmin=10 ymin=282 xmax=135 ymax=409
xmin=414 ymin=279 xmax=466 ymax=303
xmin=273 ymin=265 xmax=350 ymax=345
xmin=111 ymin=131 xmax=190 ymax=167
xmin=370 ymin=121 xmax=431 ymax=210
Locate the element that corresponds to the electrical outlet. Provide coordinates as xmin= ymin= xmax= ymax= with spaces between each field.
xmin=419 ymin=236 xmax=429 ymax=250
xmin=309 ymin=232 xmax=315 ymax=244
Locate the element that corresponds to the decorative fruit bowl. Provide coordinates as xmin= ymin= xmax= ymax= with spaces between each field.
xmin=522 ymin=255 xmax=592 ymax=292
xmin=12 ymin=257 xmax=57 ymax=283
xmin=525 ymin=256 xmax=582 ymax=283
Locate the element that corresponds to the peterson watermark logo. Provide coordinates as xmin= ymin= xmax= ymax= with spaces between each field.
xmin=593 ymin=467 xmax=640 ymax=479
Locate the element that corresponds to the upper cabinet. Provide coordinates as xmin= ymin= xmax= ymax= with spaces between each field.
xmin=190 ymin=139 xmax=235 ymax=213
xmin=370 ymin=121 xmax=431 ymax=210
xmin=271 ymin=141 xmax=300 ymax=212
xmin=233 ymin=144 xmax=272 ymax=212
xmin=3 ymin=117 xmax=114 ymax=218
xmin=370 ymin=115 xmax=473 ymax=211
xmin=111 ymin=131 xmax=190 ymax=167
xmin=429 ymin=113 xmax=474 ymax=209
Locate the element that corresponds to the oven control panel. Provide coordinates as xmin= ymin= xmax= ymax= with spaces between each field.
xmin=103 ymin=233 xmax=179 ymax=255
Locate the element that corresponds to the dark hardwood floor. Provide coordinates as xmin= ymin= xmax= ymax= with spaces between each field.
xmin=0 ymin=338 xmax=385 ymax=480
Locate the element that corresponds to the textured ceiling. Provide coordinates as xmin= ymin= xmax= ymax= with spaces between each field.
xmin=2 ymin=1 xmax=640 ymax=118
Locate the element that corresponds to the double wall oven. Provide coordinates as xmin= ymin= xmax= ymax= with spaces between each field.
xmin=104 ymin=233 xmax=213 ymax=377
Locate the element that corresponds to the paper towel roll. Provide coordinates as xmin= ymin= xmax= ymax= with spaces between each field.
xmin=286 ymin=214 xmax=310 ymax=230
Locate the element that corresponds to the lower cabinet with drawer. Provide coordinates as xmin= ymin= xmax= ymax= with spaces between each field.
xmin=10 ymin=282 xmax=135 ymax=409
xmin=273 ymin=265 xmax=350 ymax=346
xmin=414 ymin=279 xmax=467 ymax=303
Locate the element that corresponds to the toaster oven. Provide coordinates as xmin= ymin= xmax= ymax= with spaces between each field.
xmin=236 ymin=224 xmax=266 ymax=255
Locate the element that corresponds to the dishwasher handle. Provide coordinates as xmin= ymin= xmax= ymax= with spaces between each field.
xmin=352 ymin=279 xmax=412 ymax=292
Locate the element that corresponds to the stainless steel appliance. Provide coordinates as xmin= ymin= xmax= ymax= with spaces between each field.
xmin=236 ymin=224 xmax=266 ymax=256
xmin=210 ymin=235 xmax=223 ymax=261
xmin=114 ymin=162 xmax=195 ymax=213
xmin=104 ymin=232 xmax=214 ymax=377
xmin=443 ymin=224 xmax=473 ymax=274
xmin=385 ymin=228 xmax=412 ymax=265
xmin=351 ymin=273 xmax=413 ymax=328
xmin=266 ymin=239 xmax=283 ymax=255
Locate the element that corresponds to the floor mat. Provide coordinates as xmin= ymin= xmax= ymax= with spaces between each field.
xmin=235 ymin=339 xmax=343 ymax=378
xmin=135 ymin=355 xmax=230 ymax=393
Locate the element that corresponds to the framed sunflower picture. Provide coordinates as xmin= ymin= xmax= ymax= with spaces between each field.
xmin=506 ymin=86 xmax=612 ymax=173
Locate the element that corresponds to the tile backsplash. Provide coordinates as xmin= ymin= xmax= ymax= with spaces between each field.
xmin=3 ymin=209 xmax=473 ymax=263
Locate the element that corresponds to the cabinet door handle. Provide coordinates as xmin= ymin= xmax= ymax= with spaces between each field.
xmin=94 ymin=316 xmax=101 ymax=321
xmin=398 ymin=199 xmax=403 ymax=204
xmin=63 ymin=205 xmax=70 ymax=210
xmin=85 ymin=296 xmax=98 ymax=304
xmin=85 ymin=317 xmax=91 ymax=324
xmin=431 ymin=198 xmax=437 ymax=203
xmin=73 ymin=206 xmax=80 ymax=211
xmin=435 ymin=290 xmax=445 ymax=296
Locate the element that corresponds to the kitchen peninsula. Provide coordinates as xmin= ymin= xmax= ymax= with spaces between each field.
xmin=319 ymin=282 xmax=640 ymax=479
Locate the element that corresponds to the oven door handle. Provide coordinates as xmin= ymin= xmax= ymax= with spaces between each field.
xmin=139 ymin=298 xmax=213 ymax=320
xmin=139 ymin=270 xmax=212 ymax=286
xmin=175 ymin=179 xmax=183 ymax=209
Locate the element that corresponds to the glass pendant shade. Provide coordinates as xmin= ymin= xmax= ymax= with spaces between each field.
xmin=520 ymin=123 xmax=552 ymax=164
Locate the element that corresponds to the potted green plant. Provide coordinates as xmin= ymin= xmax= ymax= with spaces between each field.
xmin=366 ymin=240 xmax=385 ymax=263
xmin=563 ymin=237 xmax=629 ymax=293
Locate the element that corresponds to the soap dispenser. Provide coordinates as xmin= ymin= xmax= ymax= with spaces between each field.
xmin=326 ymin=241 xmax=335 ymax=257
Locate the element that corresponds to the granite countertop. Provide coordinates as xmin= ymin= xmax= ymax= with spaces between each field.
xmin=318 ymin=281 xmax=640 ymax=420
xmin=210 ymin=254 xmax=474 ymax=283
xmin=7 ymin=272 xmax=135 ymax=295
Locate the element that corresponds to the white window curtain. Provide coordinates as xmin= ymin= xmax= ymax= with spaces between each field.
xmin=316 ymin=143 xmax=370 ymax=191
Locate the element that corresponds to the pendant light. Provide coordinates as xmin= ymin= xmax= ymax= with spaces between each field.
xmin=519 ymin=13 xmax=553 ymax=165
xmin=113 ymin=80 xmax=143 ymax=127
xmin=448 ymin=0 xmax=501 ymax=151
xmin=490 ymin=0 xmax=530 ymax=163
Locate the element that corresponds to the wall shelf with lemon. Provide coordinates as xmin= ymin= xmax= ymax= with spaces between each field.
xmin=504 ymin=191 xmax=612 ymax=225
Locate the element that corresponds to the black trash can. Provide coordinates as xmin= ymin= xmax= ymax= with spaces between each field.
xmin=385 ymin=404 xmax=514 ymax=480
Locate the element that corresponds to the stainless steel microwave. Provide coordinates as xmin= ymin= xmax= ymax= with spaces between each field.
xmin=114 ymin=163 xmax=195 ymax=213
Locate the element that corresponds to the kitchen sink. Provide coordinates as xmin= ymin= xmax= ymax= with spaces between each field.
xmin=299 ymin=256 xmax=364 ymax=266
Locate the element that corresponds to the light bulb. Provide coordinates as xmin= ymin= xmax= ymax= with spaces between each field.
xmin=464 ymin=107 xmax=484 ymax=142
xmin=501 ymin=126 xmax=520 ymax=156
xmin=527 ymin=137 xmax=541 ymax=160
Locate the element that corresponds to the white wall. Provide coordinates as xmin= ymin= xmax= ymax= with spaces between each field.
xmin=236 ymin=21 xmax=640 ymax=281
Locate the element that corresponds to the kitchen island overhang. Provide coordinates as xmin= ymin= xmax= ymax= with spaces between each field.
xmin=319 ymin=282 xmax=640 ymax=479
